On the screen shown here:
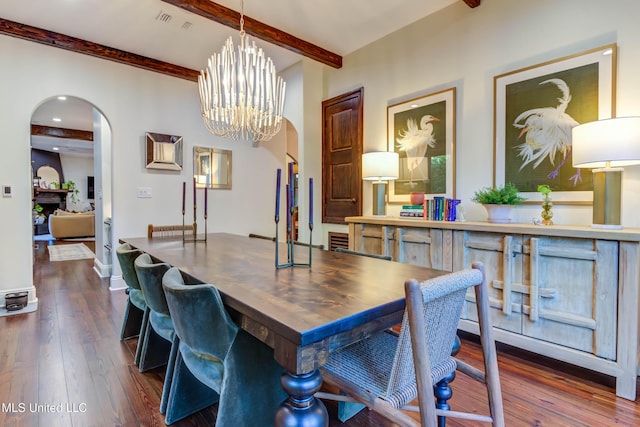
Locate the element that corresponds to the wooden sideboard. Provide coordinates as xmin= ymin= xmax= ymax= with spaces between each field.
xmin=346 ymin=216 xmax=640 ymax=400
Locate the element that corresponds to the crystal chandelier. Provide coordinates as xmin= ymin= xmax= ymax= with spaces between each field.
xmin=198 ymin=0 xmax=286 ymax=142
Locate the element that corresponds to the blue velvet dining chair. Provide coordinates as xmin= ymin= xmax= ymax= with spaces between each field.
xmin=161 ymin=267 xmax=286 ymax=426
xmin=134 ymin=254 xmax=174 ymax=371
xmin=116 ymin=244 xmax=147 ymax=361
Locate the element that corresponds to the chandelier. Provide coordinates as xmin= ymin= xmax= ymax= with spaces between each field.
xmin=198 ymin=0 xmax=286 ymax=142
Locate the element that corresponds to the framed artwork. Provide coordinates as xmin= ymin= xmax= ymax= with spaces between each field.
xmin=494 ymin=44 xmax=616 ymax=204
xmin=388 ymin=87 xmax=456 ymax=203
xmin=145 ymin=132 xmax=183 ymax=171
xmin=193 ymin=146 xmax=232 ymax=189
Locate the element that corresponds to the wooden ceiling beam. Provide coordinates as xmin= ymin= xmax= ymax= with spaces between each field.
xmin=0 ymin=17 xmax=200 ymax=82
xmin=31 ymin=125 xmax=94 ymax=141
xmin=463 ymin=0 xmax=481 ymax=8
xmin=160 ymin=0 xmax=343 ymax=69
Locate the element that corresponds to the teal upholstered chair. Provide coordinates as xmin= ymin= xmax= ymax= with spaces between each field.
xmin=117 ymin=244 xmax=146 ymax=356
xmin=161 ymin=267 xmax=286 ymax=426
xmin=134 ymin=254 xmax=174 ymax=373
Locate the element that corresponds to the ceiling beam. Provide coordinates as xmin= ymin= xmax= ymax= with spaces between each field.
xmin=0 ymin=17 xmax=200 ymax=82
xmin=160 ymin=0 xmax=343 ymax=69
xmin=463 ymin=0 xmax=481 ymax=7
xmin=31 ymin=125 xmax=94 ymax=141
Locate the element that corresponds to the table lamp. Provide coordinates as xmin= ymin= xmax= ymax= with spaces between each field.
xmin=362 ymin=151 xmax=399 ymax=216
xmin=572 ymin=117 xmax=640 ymax=229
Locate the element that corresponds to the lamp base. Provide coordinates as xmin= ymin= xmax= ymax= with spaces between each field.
xmin=591 ymin=167 xmax=622 ymax=229
xmin=372 ymin=182 xmax=388 ymax=216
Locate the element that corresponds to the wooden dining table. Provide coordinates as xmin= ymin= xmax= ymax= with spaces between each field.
xmin=120 ymin=233 xmax=447 ymax=426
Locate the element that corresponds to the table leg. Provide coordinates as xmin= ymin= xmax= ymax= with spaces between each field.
xmin=275 ymin=369 xmax=328 ymax=427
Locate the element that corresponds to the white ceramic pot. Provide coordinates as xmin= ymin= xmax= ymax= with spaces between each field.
xmin=482 ymin=204 xmax=513 ymax=224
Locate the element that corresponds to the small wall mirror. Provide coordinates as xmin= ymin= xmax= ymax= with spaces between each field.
xmin=145 ymin=132 xmax=183 ymax=170
xmin=194 ymin=146 xmax=232 ymax=189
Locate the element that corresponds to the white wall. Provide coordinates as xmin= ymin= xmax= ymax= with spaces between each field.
xmin=0 ymin=34 xmax=294 ymax=302
xmin=323 ymin=0 xmax=640 ymax=227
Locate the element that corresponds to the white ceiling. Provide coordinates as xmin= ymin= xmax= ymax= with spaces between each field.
xmin=3 ymin=0 xmax=460 ymax=156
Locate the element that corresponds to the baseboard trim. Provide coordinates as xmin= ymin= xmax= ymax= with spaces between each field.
xmin=110 ymin=275 xmax=127 ymax=291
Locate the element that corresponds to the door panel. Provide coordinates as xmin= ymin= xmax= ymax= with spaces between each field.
xmin=522 ymin=237 xmax=618 ymax=359
xmin=454 ymin=231 xmax=523 ymax=332
xmin=322 ymin=88 xmax=363 ymax=224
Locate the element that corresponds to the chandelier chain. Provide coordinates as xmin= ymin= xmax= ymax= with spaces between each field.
xmin=239 ymin=0 xmax=245 ymax=36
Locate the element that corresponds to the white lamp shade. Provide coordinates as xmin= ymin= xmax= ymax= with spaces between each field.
xmin=572 ymin=117 xmax=640 ymax=168
xmin=362 ymin=152 xmax=399 ymax=180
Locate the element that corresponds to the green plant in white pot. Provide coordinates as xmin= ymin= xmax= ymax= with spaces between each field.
xmin=472 ymin=182 xmax=525 ymax=223
xmin=64 ymin=180 xmax=80 ymax=205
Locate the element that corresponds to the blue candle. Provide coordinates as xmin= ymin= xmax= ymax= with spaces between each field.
xmin=309 ymin=177 xmax=313 ymax=226
xmin=181 ymin=181 xmax=186 ymax=213
xmin=275 ymin=169 xmax=281 ymax=221
xmin=286 ymin=184 xmax=291 ymax=230
xmin=288 ymin=162 xmax=294 ymax=210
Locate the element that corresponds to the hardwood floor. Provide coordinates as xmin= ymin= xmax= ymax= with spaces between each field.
xmin=1 ymin=239 xmax=638 ymax=426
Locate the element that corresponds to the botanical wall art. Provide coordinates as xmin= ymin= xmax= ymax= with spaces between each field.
xmin=494 ymin=44 xmax=616 ymax=204
xmin=388 ymin=87 xmax=456 ymax=203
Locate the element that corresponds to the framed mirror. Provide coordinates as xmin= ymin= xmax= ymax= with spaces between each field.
xmin=194 ymin=146 xmax=232 ymax=189
xmin=145 ymin=132 xmax=183 ymax=170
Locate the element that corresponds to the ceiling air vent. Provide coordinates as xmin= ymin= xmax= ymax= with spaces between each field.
xmin=182 ymin=22 xmax=193 ymax=30
xmin=155 ymin=11 xmax=172 ymax=23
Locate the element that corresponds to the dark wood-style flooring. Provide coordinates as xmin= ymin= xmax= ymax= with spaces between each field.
xmin=0 ymin=239 xmax=638 ymax=426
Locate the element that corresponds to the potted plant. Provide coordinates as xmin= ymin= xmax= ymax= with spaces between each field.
xmin=64 ymin=180 xmax=80 ymax=205
xmin=538 ymin=184 xmax=553 ymax=225
xmin=472 ymin=182 xmax=525 ymax=223
xmin=33 ymin=204 xmax=46 ymax=225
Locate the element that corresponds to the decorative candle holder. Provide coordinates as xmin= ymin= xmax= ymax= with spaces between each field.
xmin=274 ymin=166 xmax=313 ymax=269
xmin=181 ymin=179 xmax=208 ymax=243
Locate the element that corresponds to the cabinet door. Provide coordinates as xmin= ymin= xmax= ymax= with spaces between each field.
xmin=396 ymin=227 xmax=452 ymax=271
xmin=354 ymin=223 xmax=395 ymax=258
xmin=453 ymin=230 xmax=523 ymax=333
xmin=522 ymin=237 xmax=618 ymax=360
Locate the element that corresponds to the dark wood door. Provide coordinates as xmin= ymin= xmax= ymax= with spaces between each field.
xmin=322 ymin=88 xmax=363 ymax=224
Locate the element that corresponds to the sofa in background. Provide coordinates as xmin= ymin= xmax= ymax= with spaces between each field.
xmin=49 ymin=209 xmax=95 ymax=239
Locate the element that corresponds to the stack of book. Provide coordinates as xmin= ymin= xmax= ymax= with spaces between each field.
xmin=399 ymin=198 xmax=461 ymax=221
xmin=399 ymin=205 xmax=425 ymax=218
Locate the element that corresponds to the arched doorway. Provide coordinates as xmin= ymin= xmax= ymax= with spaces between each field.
xmin=30 ymin=95 xmax=113 ymax=277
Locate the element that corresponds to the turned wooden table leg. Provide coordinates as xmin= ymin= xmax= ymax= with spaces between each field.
xmin=434 ymin=334 xmax=461 ymax=427
xmin=275 ymin=370 xmax=328 ymax=427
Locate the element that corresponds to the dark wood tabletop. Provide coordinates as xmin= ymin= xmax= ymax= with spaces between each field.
xmin=120 ymin=233 xmax=447 ymax=374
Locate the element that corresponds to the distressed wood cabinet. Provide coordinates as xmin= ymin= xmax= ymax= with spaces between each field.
xmin=346 ymin=216 xmax=640 ymax=400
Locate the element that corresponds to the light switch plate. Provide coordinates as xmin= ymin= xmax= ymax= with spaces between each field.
xmin=137 ymin=187 xmax=152 ymax=198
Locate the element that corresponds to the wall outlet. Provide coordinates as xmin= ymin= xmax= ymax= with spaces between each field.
xmin=137 ymin=187 xmax=152 ymax=198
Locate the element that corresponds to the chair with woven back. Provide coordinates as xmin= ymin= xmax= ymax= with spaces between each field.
xmin=148 ymin=224 xmax=195 ymax=239
xmin=316 ymin=261 xmax=504 ymax=427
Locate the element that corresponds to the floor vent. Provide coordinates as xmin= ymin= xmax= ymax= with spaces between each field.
xmin=328 ymin=232 xmax=349 ymax=251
